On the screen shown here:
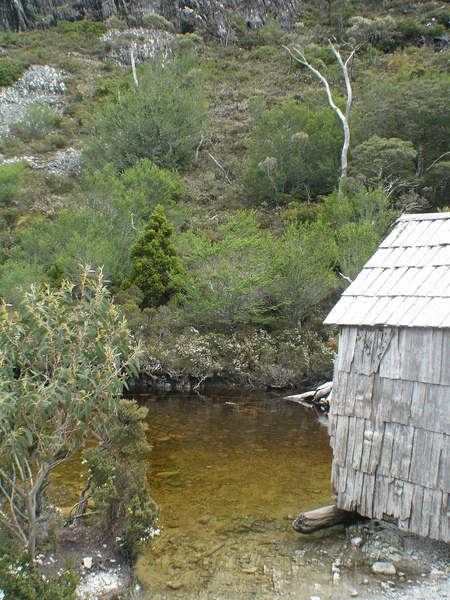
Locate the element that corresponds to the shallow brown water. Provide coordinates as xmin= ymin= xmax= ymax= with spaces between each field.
xmin=135 ymin=390 xmax=335 ymax=598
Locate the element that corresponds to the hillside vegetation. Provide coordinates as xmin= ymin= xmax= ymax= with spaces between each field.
xmin=0 ymin=0 xmax=449 ymax=388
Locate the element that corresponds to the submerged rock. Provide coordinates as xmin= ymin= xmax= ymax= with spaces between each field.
xmin=372 ymin=561 xmax=397 ymax=575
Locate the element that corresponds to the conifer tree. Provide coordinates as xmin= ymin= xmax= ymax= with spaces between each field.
xmin=129 ymin=204 xmax=182 ymax=308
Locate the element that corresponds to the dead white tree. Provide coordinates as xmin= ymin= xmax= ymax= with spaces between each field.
xmin=131 ymin=42 xmax=139 ymax=87
xmin=283 ymin=41 xmax=358 ymax=184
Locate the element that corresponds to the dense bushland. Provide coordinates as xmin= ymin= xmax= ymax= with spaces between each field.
xmin=0 ymin=2 xmax=448 ymax=391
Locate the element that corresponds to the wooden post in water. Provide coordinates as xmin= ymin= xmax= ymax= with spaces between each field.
xmin=293 ymin=504 xmax=358 ymax=533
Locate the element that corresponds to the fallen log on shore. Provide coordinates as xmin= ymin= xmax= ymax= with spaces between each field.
xmin=284 ymin=381 xmax=333 ymax=418
xmin=292 ymin=504 xmax=359 ymax=534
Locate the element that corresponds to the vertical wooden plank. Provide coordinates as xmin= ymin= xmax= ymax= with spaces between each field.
xmin=398 ymin=517 xmax=410 ymax=532
xmin=351 ymin=418 xmax=366 ymax=471
xmin=352 ymin=374 xmax=374 ymax=419
xmin=343 ymin=468 xmax=357 ymax=512
xmin=354 ymin=470 xmax=364 ymax=509
xmin=437 ymin=434 xmax=449 ymax=493
xmin=339 ymin=326 xmax=358 ymax=373
xmin=410 ymin=485 xmax=424 ymax=534
xmin=441 ymin=493 xmax=449 ymax=543
xmin=334 ymin=370 xmax=348 ymax=407
xmin=359 ymin=329 xmax=377 ymax=376
xmin=390 ymin=424 xmax=415 ymax=480
xmin=419 ymin=488 xmax=433 ymax=538
xmin=390 ymin=380 xmax=412 ymax=425
xmin=375 ymin=378 xmax=393 ymax=424
xmin=373 ymin=475 xmax=388 ymax=520
xmin=345 ymin=417 xmax=357 ymax=467
xmin=415 ymin=328 xmax=442 ymax=385
xmin=330 ymin=462 xmax=339 ymax=497
xmin=377 ymin=422 xmax=395 ymax=477
xmin=386 ymin=477 xmax=400 ymax=518
xmin=334 ymin=416 xmax=349 ymax=466
xmin=360 ymin=419 xmax=374 ymax=473
xmin=429 ymin=329 xmax=443 ymax=385
xmin=429 ymin=490 xmax=443 ymax=541
xmin=339 ymin=465 xmax=348 ymax=496
xmin=379 ymin=328 xmax=401 ymax=379
xmin=352 ymin=329 xmax=367 ymax=375
xmin=368 ymin=429 xmax=384 ymax=474
xmin=422 ymin=384 xmax=450 ymax=435
xmin=409 ymin=429 xmax=441 ymax=488
xmin=410 ymin=382 xmax=427 ymax=428
xmin=370 ymin=327 xmax=394 ymax=375
xmin=363 ymin=474 xmax=375 ymax=517
xmin=441 ymin=331 xmax=450 ymax=385
xmin=343 ymin=372 xmax=357 ymax=416
xmin=400 ymin=329 xmax=428 ymax=383
xmin=400 ymin=482 xmax=414 ymax=521
xmin=328 ymin=411 xmax=337 ymax=448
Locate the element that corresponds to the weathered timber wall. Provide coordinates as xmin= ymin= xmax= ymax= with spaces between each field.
xmin=329 ymin=326 xmax=449 ymax=543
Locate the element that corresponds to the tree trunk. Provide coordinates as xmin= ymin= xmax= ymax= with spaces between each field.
xmin=292 ymin=504 xmax=358 ymax=533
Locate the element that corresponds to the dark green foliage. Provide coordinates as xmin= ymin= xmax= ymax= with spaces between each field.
xmin=84 ymin=53 xmax=207 ymax=172
xmin=129 ymin=204 xmax=183 ymax=308
xmin=0 ymin=548 xmax=77 ymax=599
xmin=244 ymin=100 xmax=342 ymax=204
xmin=0 ymin=554 xmax=75 ymax=599
xmin=0 ymin=61 xmax=23 ymax=87
xmin=351 ymin=135 xmax=417 ymax=194
xmin=142 ymin=12 xmax=175 ymax=32
xmin=174 ymin=211 xmax=338 ymax=329
xmin=0 ymin=162 xmax=25 ymax=206
xmin=174 ymin=211 xmax=281 ymax=328
xmin=318 ymin=182 xmax=394 ymax=280
xmin=354 ymin=77 xmax=450 ymax=206
xmin=0 ymin=161 xmax=185 ymax=292
xmin=274 ymin=221 xmax=337 ymax=325
xmin=56 ymin=20 xmax=107 ymax=36
xmin=11 ymin=103 xmax=56 ymax=142
xmin=83 ymin=399 xmax=159 ymax=563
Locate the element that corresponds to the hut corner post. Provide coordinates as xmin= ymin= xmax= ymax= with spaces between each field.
xmin=292 ymin=504 xmax=359 ymax=534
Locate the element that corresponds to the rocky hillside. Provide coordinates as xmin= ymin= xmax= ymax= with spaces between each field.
xmin=2 ymin=0 xmax=301 ymax=34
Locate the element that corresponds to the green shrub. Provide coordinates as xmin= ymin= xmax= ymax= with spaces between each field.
xmin=83 ymin=398 xmax=159 ymax=563
xmin=84 ymin=52 xmax=207 ymax=172
xmin=56 ymin=19 xmax=107 ymax=36
xmin=0 ymin=135 xmax=26 ymax=158
xmin=12 ymin=102 xmax=56 ymax=142
xmin=430 ymin=24 xmax=446 ymax=37
xmin=142 ymin=12 xmax=175 ymax=33
xmin=243 ymin=100 xmax=342 ymax=205
xmin=0 ymin=61 xmax=23 ymax=87
xmin=106 ymin=16 xmax=127 ymax=31
xmin=0 ymin=548 xmax=77 ymax=600
xmin=400 ymin=18 xmax=425 ymax=41
xmin=0 ymin=162 xmax=25 ymax=206
xmin=128 ymin=204 xmax=183 ymax=308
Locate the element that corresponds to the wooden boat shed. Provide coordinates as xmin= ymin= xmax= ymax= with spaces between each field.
xmin=324 ymin=212 xmax=450 ymax=543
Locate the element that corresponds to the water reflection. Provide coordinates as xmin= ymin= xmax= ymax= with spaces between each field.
xmin=136 ymin=390 xmax=334 ymax=598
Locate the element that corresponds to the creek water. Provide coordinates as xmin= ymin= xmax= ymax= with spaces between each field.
xmin=135 ymin=390 xmax=338 ymax=598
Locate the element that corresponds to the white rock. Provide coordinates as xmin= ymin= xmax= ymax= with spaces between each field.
xmin=310 ymin=596 xmax=321 ymax=600
xmin=372 ymin=561 xmax=397 ymax=575
xmin=83 ymin=556 xmax=93 ymax=570
xmin=351 ymin=536 xmax=363 ymax=547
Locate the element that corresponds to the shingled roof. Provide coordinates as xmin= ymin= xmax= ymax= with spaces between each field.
xmin=324 ymin=213 xmax=450 ymax=328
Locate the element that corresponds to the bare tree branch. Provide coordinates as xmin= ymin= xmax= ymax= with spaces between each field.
xmin=131 ymin=43 xmax=139 ymax=87
xmin=283 ymin=41 xmax=358 ymax=184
